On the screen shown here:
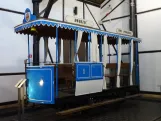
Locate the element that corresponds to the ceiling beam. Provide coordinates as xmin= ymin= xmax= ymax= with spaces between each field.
xmin=77 ymin=0 xmax=100 ymax=8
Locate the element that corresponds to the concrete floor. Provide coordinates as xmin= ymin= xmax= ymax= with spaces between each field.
xmin=0 ymin=99 xmax=161 ymax=121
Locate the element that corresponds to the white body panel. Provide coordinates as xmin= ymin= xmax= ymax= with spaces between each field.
xmin=75 ymin=80 xmax=103 ymax=96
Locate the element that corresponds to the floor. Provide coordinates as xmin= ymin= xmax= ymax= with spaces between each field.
xmin=1 ymin=99 xmax=161 ymax=121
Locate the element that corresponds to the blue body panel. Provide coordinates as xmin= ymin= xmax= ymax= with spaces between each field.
xmin=76 ymin=63 xmax=103 ymax=81
xmin=26 ymin=66 xmax=55 ymax=104
xmin=76 ymin=63 xmax=90 ymax=81
xmin=91 ymin=63 xmax=103 ymax=79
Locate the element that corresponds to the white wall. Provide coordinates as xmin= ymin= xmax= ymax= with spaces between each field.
xmin=101 ymin=0 xmax=161 ymax=92
xmin=101 ymin=0 xmax=130 ymax=63
xmin=137 ymin=0 xmax=161 ymax=92
xmin=0 ymin=0 xmax=32 ymax=12
xmin=0 ymin=0 xmax=101 ymax=103
xmin=101 ymin=0 xmax=130 ymax=20
xmin=0 ymin=75 xmax=25 ymax=103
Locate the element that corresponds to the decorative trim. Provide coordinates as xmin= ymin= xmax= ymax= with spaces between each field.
xmin=14 ymin=19 xmax=141 ymax=42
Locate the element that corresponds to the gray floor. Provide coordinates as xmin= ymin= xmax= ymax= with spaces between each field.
xmin=1 ymin=99 xmax=161 ymax=121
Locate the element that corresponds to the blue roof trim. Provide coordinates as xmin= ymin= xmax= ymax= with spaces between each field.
xmin=14 ymin=19 xmax=141 ymax=42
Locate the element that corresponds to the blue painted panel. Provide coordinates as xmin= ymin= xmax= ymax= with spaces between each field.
xmin=76 ymin=63 xmax=103 ymax=81
xmin=76 ymin=63 xmax=90 ymax=81
xmin=26 ymin=66 xmax=55 ymax=104
xmin=91 ymin=63 xmax=103 ymax=79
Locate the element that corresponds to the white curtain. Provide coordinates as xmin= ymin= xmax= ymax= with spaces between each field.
xmin=59 ymin=39 xmax=64 ymax=63
xmin=74 ymin=31 xmax=83 ymax=62
xmin=103 ymin=36 xmax=108 ymax=89
xmin=91 ymin=33 xmax=98 ymax=62
xmin=116 ymin=37 xmax=122 ymax=88
xmin=130 ymin=40 xmax=134 ymax=85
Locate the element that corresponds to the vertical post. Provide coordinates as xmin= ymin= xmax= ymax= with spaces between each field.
xmin=74 ymin=31 xmax=77 ymax=62
xmin=129 ymin=0 xmax=137 ymax=36
xmin=56 ymin=28 xmax=59 ymax=97
xmin=83 ymin=0 xmax=85 ymax=19
xmin=116 ymin=38 xmax=118 ymax=70
xmin=69 ymin=40 xmax=71 ymax=63
xmin=28 ymin=35 xmax=30 ymax=65
xmin=99 ymin=36 xmax=103 ymax=62
xmin=62 ymin=0 xmax=65 ymax=21
xmin=135 ymin=42 xmax=139 ymax=85
xmin=129 ymin=0 xmax=139 ymax=86
xmin=88 ymin=33 xmax=91 ymax=62
xmin=32 ymin=0 xmax=42 ymax=65
xmin=18 ymin=88 xmax=21 ymax=121
xmin=21 ymin=85 xmax=25 ymax=121
xmin=44 ymin=37 xmax=48 ymax=63
xmin=108 ymin=45 xmax=110 ymax=63
xmin=58 ymin=39 xmax=61 ymax=63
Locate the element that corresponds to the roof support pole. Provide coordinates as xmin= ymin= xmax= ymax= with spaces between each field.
xmin=32 ymin=0 xmax=42 ymax=65
xmin=129 ymin=0 xmax=137 ymax=37
xmin=129 ymin=0 xmax=140 ymax=85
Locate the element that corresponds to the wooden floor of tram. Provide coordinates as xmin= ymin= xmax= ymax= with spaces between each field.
xmin=0 ymin=96 xmax=161 ymax=121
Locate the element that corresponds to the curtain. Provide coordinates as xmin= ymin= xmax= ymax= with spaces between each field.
xmin=91 ymin=33 xmax=98 ymax=62
xmin=59 ymin=39 xmax=64 ymax=63
xmin=103 ymin=36 xmax=108 ymax=89
xmin=116 ymin=37 xmax=122 ymax=88
xmin=74 ymin=31 xmax=83 ymax=62
xmin=130 ymin=40 xmax=134 ymax=85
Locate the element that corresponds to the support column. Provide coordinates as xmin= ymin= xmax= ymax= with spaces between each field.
xmin=32 ymin=0 xmax=42 ymax=65
xmin=129 ymin=0 xmax=137 ymax=36
xmin=129 ymin=0 xmax=140 ymax=85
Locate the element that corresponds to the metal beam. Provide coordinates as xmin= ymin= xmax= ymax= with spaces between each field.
xmin=43 ymin=0 xmax=58 ymax=18
xmin=101 ymin=0 xmax=111 ymax=9
xmin=102 ymin=15 xmax=130 ymax=23
xmin=39 ymin=7 xmax=46 ymax=16
xmin=83 ymin=0 xmax=85 ymax=19
xmin=0 ymin=7 xmax=24 ymax=15
xmin=85 ymin=3 xmax=101 ymax=29
xmin=103 ymin=7 xmax=161 ymax=23
xmin=32 ymin=0 xmax=41 ymax=65
xmin=62 ymin=0 xmax=65 ymax=21
xmin=77 ymin=0 xmax=100 ymax=8
xmin=48 ymin=48 xmax=54 ymax=63
xmin=101 ymin=0 xmax=125 ymax=21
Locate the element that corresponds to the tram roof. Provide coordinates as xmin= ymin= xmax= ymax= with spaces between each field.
xmin=14 ymin=18 xmax=141 ymax=43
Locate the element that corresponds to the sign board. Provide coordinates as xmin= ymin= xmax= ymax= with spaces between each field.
xmin=116 ymin=28 xmax=133 ymax=36
xmin=65 ymin=15 xmax=94 ymax=27
xmin=23 ymin=8 xmax=36 ymax=24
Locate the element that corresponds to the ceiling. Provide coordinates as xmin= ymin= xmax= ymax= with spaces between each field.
xmin=77 ymin=0 xmax=106 ymax=7
xmin=86 ymin=0 xmax=105 ymax=5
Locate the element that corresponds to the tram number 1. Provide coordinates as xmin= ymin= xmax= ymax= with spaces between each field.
xmin=83 ymin=69 xmax=85 ymax=75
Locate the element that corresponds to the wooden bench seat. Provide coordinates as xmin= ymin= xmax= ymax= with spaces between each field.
xmin=106 ymin=63 xmax=130 ymax=69
xmin=104 ymin=74 xmax=129 ymax=78
xmin=45 ymin=63 xmax=74 ymax=81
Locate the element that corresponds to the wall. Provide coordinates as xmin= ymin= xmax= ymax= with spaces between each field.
xmin=101 ymin=0 xmax=161 ymax=92
xmin=100 ymin=0 xmax=130 ymax=62
xmin=0 ymin=0 xmax=32 ymax=103
xmin=0 ymin=0 xmax=100 ymax=103
xmin=137 ymin=0 xmax=161 ymax=92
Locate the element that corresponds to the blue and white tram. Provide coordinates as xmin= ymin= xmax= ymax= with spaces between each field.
xmin=14 ymin=8 xmax=141 ymax=105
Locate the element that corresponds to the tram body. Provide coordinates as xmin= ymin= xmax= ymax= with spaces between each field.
xmin=14 ymin=8 xmax=141 ymax=105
